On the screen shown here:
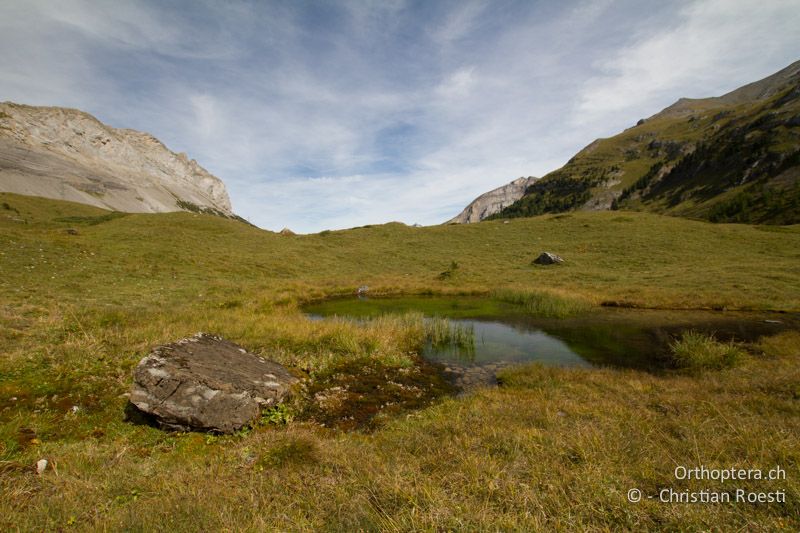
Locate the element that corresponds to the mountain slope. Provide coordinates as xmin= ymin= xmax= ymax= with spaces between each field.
xmin=489 ymin=60 xmax=800 ymax=224
xmin=0 ymin=102 xmax=234 ymax=217
xmin=447 ymin=176 xmax=536 ymax=223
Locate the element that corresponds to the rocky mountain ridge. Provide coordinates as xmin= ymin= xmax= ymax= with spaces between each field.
xmin=447 ymin=176 xmax=537 ymax=223
xmin=0 ymin=102 xmax=234 ymax=217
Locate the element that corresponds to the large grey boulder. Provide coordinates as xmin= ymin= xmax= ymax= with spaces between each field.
xmin=533 ymin=252 xmax=564 ymax=265
xmin=129 ymin=333 xmax=297 ymax=433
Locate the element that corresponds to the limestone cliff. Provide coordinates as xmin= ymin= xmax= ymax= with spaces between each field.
xmin=0 ymin=102 xmax=233 ymax=216
xmin=447 ymin=176 xmax=537 ymax=223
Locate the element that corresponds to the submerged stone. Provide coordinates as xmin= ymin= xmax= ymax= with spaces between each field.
xmin=129 ymin=333 xmax=297 ymax=433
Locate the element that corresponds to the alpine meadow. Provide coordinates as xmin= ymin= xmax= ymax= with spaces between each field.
xmin=1 ymin=1 xmax=800 ymax=531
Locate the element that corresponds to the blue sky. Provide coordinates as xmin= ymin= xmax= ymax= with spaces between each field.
xmin=1 ymin=0 xmax=799 ymax=232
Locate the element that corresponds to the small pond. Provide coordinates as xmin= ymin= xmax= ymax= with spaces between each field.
xmin=304 ymin=296 xmax=798 ymax=388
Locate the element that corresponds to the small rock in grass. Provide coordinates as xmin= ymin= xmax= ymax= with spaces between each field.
xmin=533 ymin=252 xmax=564 ymax=265
xmin=36 ymin=459 xmax=47 ymax=475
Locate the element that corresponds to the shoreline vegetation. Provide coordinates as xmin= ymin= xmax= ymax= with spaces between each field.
xmin=1 ymin=192 xmax=799 ymax=530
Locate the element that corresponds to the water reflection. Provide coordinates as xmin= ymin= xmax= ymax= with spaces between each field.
xmin=425 ymin=319 xmax=590 ymax=368
xmin=304 ymin=296 xmax=798 ymax=387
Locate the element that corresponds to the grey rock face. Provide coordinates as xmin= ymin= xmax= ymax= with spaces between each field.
xmin=0 ymin=102 xmax=232 ymax=216
xmin=447 ymin=176 xmax=537 ymax=224
xmin=129 ymin=333 xmax=298 ymax=433
xmin=533 ymin=252 xmax=564 ymax=265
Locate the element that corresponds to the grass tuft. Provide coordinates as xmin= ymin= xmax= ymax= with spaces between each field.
xmin=757 ymin=330 xmax=800 ymax=358
xmin=424 ymin=316 xmax=474 ymax=349
xmin=256 ymin=437 xmax=317 ymax=469
xmin=669 ymin=330 xmax=746 ymax=372
xmin=492 ymin=288 xmax=591 ymax=318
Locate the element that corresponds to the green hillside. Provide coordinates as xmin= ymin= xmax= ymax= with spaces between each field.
xmin=3 ymin=192 xmax=800 ymax=311
xmin=491 ymin=60 xmax=800 ymax=224
xmin=2 ymin=193 xmax=800 ymax=530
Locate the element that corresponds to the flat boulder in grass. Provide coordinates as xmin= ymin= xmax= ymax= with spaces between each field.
xmin=129 ymin=333 xmax=298 ymax=433
xmin=533 ymin=252 xmax=564 ymax=265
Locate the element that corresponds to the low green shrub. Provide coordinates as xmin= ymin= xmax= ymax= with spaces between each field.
xmin=260 ymin=403 xmax=294 ymax=425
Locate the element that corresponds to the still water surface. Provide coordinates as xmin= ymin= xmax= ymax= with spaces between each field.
xmin=304 ymin=296 xmax=796 ymax=386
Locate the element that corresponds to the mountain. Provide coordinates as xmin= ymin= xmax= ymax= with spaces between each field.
xmin=486 ymin=60 xmax=800 ymax=225
xmin=0 ymin=102 xmax=234 ymax=217
xmin=447 ymin=176 xmax=537 ymax=223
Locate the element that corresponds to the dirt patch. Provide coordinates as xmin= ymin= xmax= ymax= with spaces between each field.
xmin=15 ymin=427 xmax=38 ymax=450
xmin=297 ymin=356 xmax=454 ymax=431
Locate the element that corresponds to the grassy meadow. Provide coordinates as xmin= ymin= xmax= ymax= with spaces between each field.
xmin=1 ymin=192 xmax=800 ymax=531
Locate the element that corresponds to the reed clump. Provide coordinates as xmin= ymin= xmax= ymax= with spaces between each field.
xmin=491 ymin=288 xmax=591 ymax=318
xmin=424 ymin=316 xmax=474 ymax=349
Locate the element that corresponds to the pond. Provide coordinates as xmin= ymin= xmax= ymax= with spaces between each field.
xmin=304 ymin=296 xmax=797 ymax=388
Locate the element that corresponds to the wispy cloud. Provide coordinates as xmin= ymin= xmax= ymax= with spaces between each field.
xmin=575 ymin=0 xmax=800 ymax=131
xmin=1 ymin=0 xmax=799 ymax=232
xmin=431 ymin=0 xmax=488 ymax=46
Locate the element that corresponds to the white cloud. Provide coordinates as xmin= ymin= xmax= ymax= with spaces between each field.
xmin=41 ymin=0 xmax=179 ymax=50
xmin=431 ymin=0 xmax=487 ymax=45
xmin=435 ymin=67 xmax=477 ymax=99
xmin=576 ymin=0 xmax=800 ymax=129
xmin=188 ymin=94 xmax=220 ymax=139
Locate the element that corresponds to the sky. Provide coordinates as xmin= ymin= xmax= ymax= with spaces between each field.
xmin=1 ymin=0 xmax=799 ymax=233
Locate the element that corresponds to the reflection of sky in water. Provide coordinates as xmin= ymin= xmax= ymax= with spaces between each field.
xmin=306 ymin=298 xmax=796 ymax=372
xmin=424 ymin=319 xmax=590 ymax=368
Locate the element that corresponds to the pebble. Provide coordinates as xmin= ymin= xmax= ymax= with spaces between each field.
xmin=36 ymin=459 xmax=47 ymax=475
